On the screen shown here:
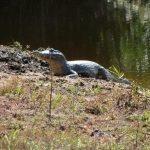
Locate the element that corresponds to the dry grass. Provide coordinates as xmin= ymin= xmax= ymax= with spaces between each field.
xmin=0 ymin=75 xmax=150 ymax=150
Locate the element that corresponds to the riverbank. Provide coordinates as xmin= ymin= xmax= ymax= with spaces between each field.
xmin=0 ymin=45 xmax=150 ymax=149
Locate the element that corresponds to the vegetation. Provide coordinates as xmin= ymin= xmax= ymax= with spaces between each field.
xmin=9 ymin=41 xmax=30 ymax=52
xmin=0 ymin=75 xmax=149 ymax=149
xmin=109 ymin=65 xmax=124 ymax=78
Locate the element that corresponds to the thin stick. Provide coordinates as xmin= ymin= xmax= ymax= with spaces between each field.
xmin=49 ymin=48 xmax=53 ymax=121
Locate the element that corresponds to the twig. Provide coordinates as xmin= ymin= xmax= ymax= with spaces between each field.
xmin=49 ymin=48 xmax=53 ymax=121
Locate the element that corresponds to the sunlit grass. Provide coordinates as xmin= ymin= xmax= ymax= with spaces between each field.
xmin=0 ymin=76 xmax=149 ymax=149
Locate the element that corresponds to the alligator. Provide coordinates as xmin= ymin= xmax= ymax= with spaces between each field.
xmin=32 ymin=48 xmax=130 ymax=84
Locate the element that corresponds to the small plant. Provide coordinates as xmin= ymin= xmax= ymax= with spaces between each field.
xmin=109 ymin=65 xmax=124 ymax=78
xmin=67 ymin=85 xmax=79 ymax=122
xmin=9 ymin=41 xmax=30 ymax=51
xmin=145 ymin=90 xmax=150 ymax=97
xmin=144 ymin=90 xmax=150 ymax=108
xmin=3 ymin=129 xmax=20 ymax=150
xmin=85 ymin=104 xmax=107 ymax=115
xmin=90 ymin=85 xmax=101 ymax=96
xmin=10 ymin=41 xmax=23 ymax=50
xmin=0 ymin=77 xmax=20 ymax=96
xmin=52 ymin=93 xmax=63 ymax=109
xmin=140 ymin=111 xmax=150 ymax=126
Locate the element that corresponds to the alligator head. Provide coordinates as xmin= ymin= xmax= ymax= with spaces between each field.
xmin=33 ymin=48 xmax=67 ymax=63
xmin=32 ymin=48 xmax=70 ymax=75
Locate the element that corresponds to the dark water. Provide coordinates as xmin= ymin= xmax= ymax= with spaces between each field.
xmin=0 ymin=0 xmax=150 ymax=88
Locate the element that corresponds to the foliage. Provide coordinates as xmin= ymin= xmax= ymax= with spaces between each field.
xmin=109 ymin=65 xmax=124 ymax=78
xmin=9 ymin=41 xmax=30 ymax=51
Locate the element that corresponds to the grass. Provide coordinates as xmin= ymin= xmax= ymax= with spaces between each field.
xmin=9 ymin=41 xmax=30 ymax=52
xmin=109 ymin=65 xmax=124 ymax=79
xmin=0 ymin=75 xmax=150 ymax=149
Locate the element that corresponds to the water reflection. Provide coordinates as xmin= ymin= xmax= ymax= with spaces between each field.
xmin=0 ymin=0 xmax=149 ymax=88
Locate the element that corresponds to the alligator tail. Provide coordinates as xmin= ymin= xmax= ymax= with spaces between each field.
xmin=98 ymin=67 xmax=113 ymax=80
